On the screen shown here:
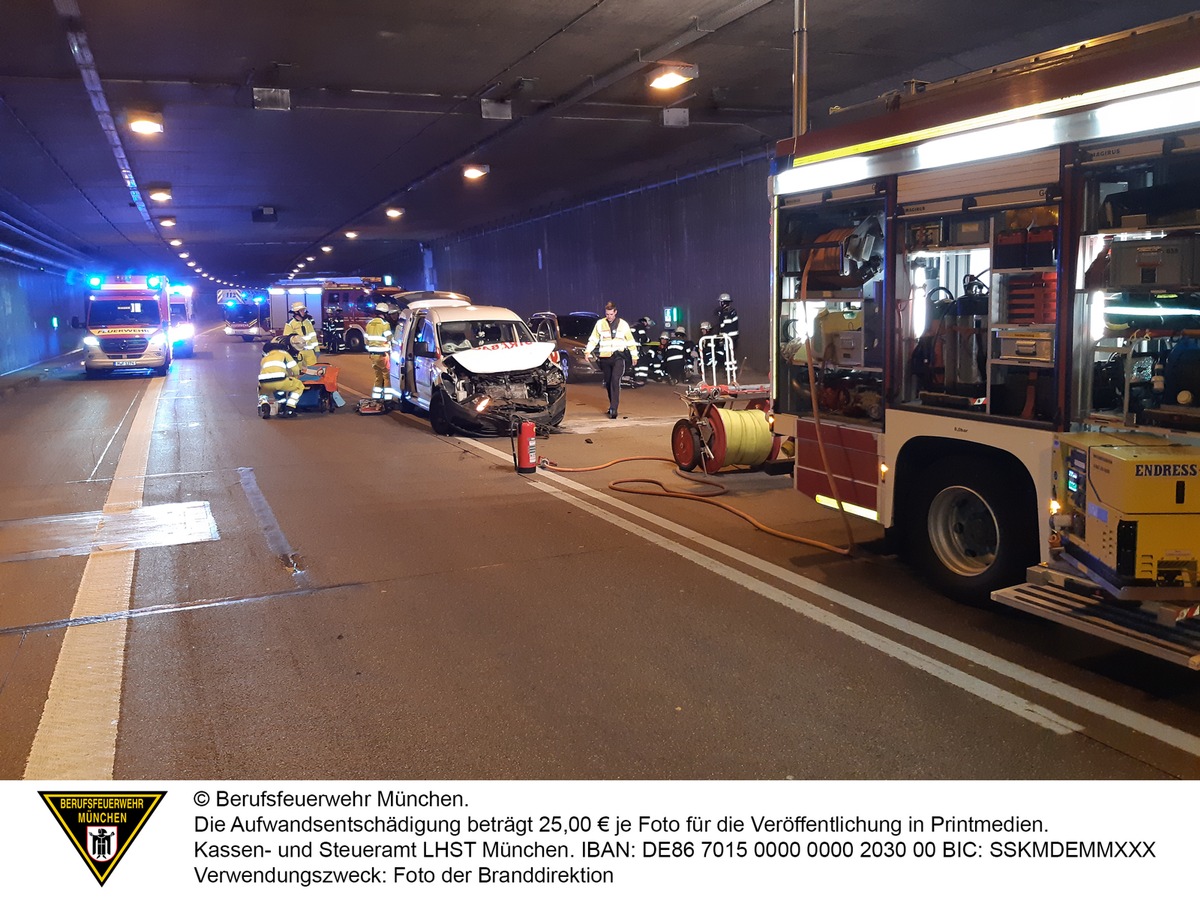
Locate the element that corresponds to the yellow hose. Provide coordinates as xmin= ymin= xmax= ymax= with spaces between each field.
xmin=713 ymin=407 xmax=774 ymax=467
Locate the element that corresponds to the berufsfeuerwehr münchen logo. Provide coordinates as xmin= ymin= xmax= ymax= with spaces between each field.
xmin=39 ymin=791 xmax=166 ymax=886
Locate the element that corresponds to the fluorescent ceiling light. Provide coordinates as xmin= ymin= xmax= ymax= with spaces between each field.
xmin=463 ymin=164 xmax=490 ymax=179
xmin=647 ymin=63 xmax=698 ymax=90
xmin=127 ymin=110 xmax=163 ymax=134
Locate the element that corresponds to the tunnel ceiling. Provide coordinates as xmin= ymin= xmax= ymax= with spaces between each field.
xmin=2 ymin=0 xmax=1197 ymax=288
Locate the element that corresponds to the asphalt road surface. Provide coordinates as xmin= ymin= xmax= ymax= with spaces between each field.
xmin=1 ymin=327 xmax=1199 ymax=780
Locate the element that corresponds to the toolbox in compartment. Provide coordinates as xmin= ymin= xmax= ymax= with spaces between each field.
xmin=993 ymin=325 xmax=1054 ymax=365
xmin=1005 ymin=272 xmax=1058 ymax=324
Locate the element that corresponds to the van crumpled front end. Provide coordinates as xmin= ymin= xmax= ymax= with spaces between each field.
xmin=433 ymin=357 xmax=566 ymax=435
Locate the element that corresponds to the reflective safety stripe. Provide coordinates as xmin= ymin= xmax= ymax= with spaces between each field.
xmin=365 ymin=317 xmax=392 ymax=352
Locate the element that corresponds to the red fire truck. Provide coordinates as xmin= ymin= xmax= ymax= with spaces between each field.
xmin=769 ymin=15 xmax=1200 ymax=665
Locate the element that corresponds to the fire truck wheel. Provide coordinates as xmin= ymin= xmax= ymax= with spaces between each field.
xmin=344 ymin=329 xmax=365 ymax=352
xmin=429 ymin=390 xmax=454 ymax=435
xmin=671 ymin=418 xmax=702 ymax=471
xmin=905 ymin=455 xmax=1037 ymax=605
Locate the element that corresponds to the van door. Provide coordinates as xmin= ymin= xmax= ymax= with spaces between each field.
xmin=412 ymin=313 xmax=437 ymax=409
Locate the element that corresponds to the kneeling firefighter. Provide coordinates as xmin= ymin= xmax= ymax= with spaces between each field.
xmin=258 ymin=336 xmax=305 ymax=418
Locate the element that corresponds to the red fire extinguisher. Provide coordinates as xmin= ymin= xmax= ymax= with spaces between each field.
xmin=515 ymin=420 xmax=537 ymax=474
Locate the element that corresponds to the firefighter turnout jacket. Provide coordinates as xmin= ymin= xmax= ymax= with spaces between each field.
xmin=365 ymin=315 xmax=393 ymax=400
xmin=258 ymin=349 xmax=304 ymax=408
xmin=283 ymin=316 xmax=319 ymax=367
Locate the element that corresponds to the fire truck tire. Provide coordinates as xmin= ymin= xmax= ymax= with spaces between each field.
xmin=429 ymin=390 xmax=454 ymax=435
xmin=905 ymin=455 xmax=1037 ymax=605
xmin=344 ymin=329 xmax=365 ymax=352
xmin=671 ymin=418 xmax=703 ymax=471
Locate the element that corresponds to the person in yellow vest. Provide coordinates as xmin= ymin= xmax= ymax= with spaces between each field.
xmin=283 ymin=302 xmax=319 ymax=368
xmin=365 ymin=302 xmax=395 ymax=402
xmin=585 ymin=301 xmax=639 ymax=418
xmin=257 ymin=337 xmax=304 ymax=418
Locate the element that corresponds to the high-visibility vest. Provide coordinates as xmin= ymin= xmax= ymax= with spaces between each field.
xmin=258 ymin=349 xmax=298 ymax=382
xmin=585 ymin=318 xmax=638 ymax=361
xmin=365 ymin=316 xmax=392 ymax=354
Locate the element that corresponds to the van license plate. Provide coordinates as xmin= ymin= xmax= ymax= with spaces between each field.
xmin=113 ymin=360 xmax=140 ymax=367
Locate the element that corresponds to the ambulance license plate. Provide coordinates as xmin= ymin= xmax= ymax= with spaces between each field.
xmin=113 ymin=360 xmax=140 ymax=367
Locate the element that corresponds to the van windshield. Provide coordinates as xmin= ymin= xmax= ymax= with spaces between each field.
xmin=88 ymin=298 xmax=162 ymax=326
xmin=438 ymin=319 xmax=534 ymax=352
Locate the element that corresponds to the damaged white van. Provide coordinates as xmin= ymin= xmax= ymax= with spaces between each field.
xmin=388 ymin=291 xmax=566 ymax=435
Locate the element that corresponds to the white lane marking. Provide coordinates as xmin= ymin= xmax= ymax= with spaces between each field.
xmin=463 ymin=438 xmax=1200 ymax=755
xmin=533 ymin=477 xmax=1080 ymax=735
xmin=24 ymin=377 xmax=164 ymax=779
xmin=85 ymin=392 xmax=140 ymax=482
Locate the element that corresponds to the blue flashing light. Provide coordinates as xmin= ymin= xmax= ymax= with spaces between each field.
xmin=146 ymin=275 xmax=162 ymax=288
xmin=51 ymin=317 xmax=59 ymax=329
xmin=87 ymin=274 xmax=103 ymax=288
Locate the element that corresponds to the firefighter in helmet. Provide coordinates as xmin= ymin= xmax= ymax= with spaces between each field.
xmin=283 ymin=302 xmax=319 ymax=367
xmin=365 ymin=301 xmax=397 ymax=403
xmin=663 ymin=325 xmax=690 ymax=384
xmin=258 ymin=337 xmax=304 ymax=418
xmin=715 ymin=292 xmax=739 ymax=356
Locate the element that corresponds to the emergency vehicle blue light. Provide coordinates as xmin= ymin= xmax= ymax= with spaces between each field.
xmin=146 ymin=275 xmax=162 ymax=288
xmin=87 ymin=274 xmax=103 ymax=288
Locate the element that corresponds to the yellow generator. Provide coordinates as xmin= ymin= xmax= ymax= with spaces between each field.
xmin=1054 ymin=432 xmax=1199 ymax=591
xmin=994 ymin=430 xmax=1200 ymax=667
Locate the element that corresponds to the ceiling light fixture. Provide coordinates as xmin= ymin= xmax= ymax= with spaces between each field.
xmin=187 ymin=261 xmax=196 ymax=267
xmin=169 ymin=239 xmax=182 ymax=247
xmin=178 ymin=252 xmax=189 ymax=259
xmin=321 ymin=245 xmax=333 ymax=253
xmin=345 ymin=231 xmax=359 ymax=239
xmin=146 ymin=183 xmax=173 ymax=202
xmin=157 ymin=216 xmax=177 ymax=227
xmin=126 ymin=110 xmax=164 ymax=134
xmin=386 ymin=207 xmax=405 ymax=218
xmin=647 ymin=62 xmax=698 ymax=90
xmin=306 ymin=256 xmax=315 ymax=261
xmin=463 ymin=164 xmax=490 ymax=179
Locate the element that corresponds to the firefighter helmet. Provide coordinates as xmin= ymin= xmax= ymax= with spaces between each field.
xmin=375 ymin=302 xmax=393 ymax=315
xmin=700 ymin=321 xmax=713 ymax=331
xmin=675 ymin=326 xmax=687 ymax=336
xmin=718 ymin=292 xmax=731 ymax=305
xmin=290 ymin=302 xmax=307 ymax=314
xmin=659 ymin=331 xmax=670 ymax=341
xmin=287 ymin=334 xmax=306 ymax=354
